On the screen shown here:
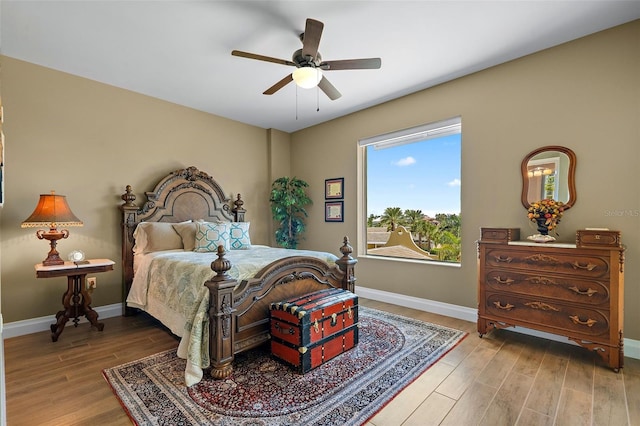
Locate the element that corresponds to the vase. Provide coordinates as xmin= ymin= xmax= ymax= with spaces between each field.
xmin=535 ymin=217 xmax=549 ymax=235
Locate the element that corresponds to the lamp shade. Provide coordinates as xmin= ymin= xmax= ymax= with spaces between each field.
xmin=21 ymin=192 xmax=83 ymax=228
xmin=292 ymin=67 xmax=323 ymax=89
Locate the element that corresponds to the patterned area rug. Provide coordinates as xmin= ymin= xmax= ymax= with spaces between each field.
xmin=103 ymin=307 xmax=466 ymax=425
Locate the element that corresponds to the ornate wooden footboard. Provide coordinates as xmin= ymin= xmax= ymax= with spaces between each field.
xmin=206 ymin=239 xmax=356 ymax=379
xmin=119 ymin=166 xmax=357 ymax=379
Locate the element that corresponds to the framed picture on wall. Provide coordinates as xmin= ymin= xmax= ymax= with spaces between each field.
xmin=325 ymin=177 xmax=344 ymax=199
xmin=325 ymin=201 xmax=344 ymax=222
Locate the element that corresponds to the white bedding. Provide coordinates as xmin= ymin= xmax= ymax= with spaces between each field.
xmin=126 ymin=245 xmax=338 ymax=385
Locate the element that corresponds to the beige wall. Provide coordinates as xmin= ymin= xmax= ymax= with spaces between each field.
xmin=0 ymin=56 xmax=275 ymax=322
xmin=291 ymin=21 xmax=640 ymax=339
xmin=267 ymin=128 xmax=291 ymax=247
xmin=1 ymin=21 xmax=638 ymax=342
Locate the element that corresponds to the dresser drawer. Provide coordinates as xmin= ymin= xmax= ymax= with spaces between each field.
xmin=483 ymin=270 xmax=610 ymax=306
xmin=484 ymin=293 xmax=610 ymax=339
xmin=484 ymin=247 xmax=610 ymax=279
xmin=576 ymin=229 xmax=622 ymax=248
xmin=477 ymin=238 xmax=624 ymax=371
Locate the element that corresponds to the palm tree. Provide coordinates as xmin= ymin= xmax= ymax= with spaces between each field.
xmin=435 ymin=213 xmax=461 ymax=237
xmin=405 ymin=209 xmax=423 ymax=237
xmin=404 ymin=209 xmax=430 ymax=249
xmin=379 ymin=207 xmax=404 ymax=231
xmin=367 ymin=214 xmax=380 ymax=227
xmin=404 ymin=209 xmax=424 ymax=226
xmin=434 ymin=230 xmax=461 ymax=261
xmin=413 ymin=219 xmax=437 ymax=251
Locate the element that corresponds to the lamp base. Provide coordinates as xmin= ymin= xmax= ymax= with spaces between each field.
xmin=42 ymin=253 xmax=65 ymax=266
xmin=36 ymin=228 xmax=69 ymax=266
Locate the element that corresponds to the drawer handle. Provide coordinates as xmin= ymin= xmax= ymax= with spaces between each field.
xmin=569 ymin=315 xmax=597 ymax=327
xmin=494 ymin=255 xmax=513 ymax=263
xmin=493 ymin=301 xmax=514 ymax=311
xmin=571 ymin=261 xmax=597 ymax=271
xmin=524 ymin=301 xmax=559 ymax=311
xmin=568 ymin=286 xmax=598 ymax=297
xmin=526 ymin=254 xmax=560 ymax=265
xmin=527 ymin=277 xmax=557 ymax=286
xmin=313 ymin=319 xmax=320 ymax=334
xmin=274 ymin=322 xmax=295 ymax=335
xmin=347 ymin=306 xmax=353 ymax=319
xmin=492 ymin=276 xmax=515 ymax=285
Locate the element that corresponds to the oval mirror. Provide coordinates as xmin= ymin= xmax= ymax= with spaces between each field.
xmin=521 ymin=146 xmax=576 ymax=210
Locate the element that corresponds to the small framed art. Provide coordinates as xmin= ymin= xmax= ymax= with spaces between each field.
xmin=325 ymin=177 xmax=344 ymax=199
xmin=325 ymin=201 xmax=344 ymax=222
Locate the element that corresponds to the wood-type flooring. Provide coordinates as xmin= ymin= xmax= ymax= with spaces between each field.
xmin=4 ymin=299 xmax=639 ymax=425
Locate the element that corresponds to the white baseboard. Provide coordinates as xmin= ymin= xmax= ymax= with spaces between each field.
xmin=5 ymin=293 xmax=640 ymax=361
xmin=2 ymin=303 xmax=122 ymax=339
xmin=355 ymin=286 xmax=640 ymax=361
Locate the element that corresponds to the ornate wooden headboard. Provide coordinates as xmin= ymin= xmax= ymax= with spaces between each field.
xmin=119 ymin=166 xmax=245 ymax=313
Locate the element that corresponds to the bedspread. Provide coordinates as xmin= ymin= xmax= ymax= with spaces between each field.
xmin=126 ymin=245 xmax=338 ymax=385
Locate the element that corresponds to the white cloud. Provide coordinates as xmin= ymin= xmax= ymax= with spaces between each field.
xmin=393 ymin=156 xmax=416 ymax=167
xmin=448 ymin=178 xmax=461 ymax=187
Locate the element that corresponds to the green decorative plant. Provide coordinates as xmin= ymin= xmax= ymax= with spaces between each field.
xmin=269 ymin=177 xmax=312 ymax=249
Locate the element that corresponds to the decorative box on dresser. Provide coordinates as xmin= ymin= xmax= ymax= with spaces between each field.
xmin=477 ymin=228 xmax=625 ymax=372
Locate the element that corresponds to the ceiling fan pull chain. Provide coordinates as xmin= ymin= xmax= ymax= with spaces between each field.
xmin=295 ymin=85 xmax=299 ymax=120
xmin=316 ymin=83 xmax=320 ymax=112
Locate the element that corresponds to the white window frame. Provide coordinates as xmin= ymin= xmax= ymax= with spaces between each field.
xmin=356 ymin=116 xmax=462 ymax=263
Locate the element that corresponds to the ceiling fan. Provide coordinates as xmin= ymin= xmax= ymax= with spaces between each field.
xmin=232 ymin=18 xmax=381 ymax=100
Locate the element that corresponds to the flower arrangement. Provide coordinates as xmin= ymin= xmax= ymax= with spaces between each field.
xmin=527 ymin=199 xmax=564 ymax=234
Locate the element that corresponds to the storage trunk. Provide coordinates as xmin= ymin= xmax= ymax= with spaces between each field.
xmin=270 ymin=288 xmax=359 ymax=374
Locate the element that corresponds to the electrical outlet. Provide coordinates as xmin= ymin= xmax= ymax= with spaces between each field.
xmin=87 ymin=277 xmax=97 ymax=290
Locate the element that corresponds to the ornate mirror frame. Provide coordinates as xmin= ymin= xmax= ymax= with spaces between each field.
xmin=521 ymin=145 xmax=577 ymax=210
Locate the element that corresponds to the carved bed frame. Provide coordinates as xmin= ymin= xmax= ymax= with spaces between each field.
xmin=119 ymin=166 xmax=357 ymax=378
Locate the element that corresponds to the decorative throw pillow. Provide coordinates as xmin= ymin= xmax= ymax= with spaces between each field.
xmin=133 ymin=221 xmax=187 ymax=254
xmin=194 ymin=221 xmax=231 ymax=252
xmin=229 ymin=222 xmax=251 ymax=250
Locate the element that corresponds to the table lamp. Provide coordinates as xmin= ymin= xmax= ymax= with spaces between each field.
xmin=21 ymin=191 xmax=83 ymax=266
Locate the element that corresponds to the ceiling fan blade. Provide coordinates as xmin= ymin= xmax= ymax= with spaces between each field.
xmin=263 ymin=74 xmax=293 ymax=95
xmin=301 ymin=18 xmax=324 ymax=59
xmin=232 ymin=50 xmax=296 ymax=67
xmin=320 ymin=58 xmax=382 ymax=70
xmin=318 ymin=76 xmax=342 ymax=100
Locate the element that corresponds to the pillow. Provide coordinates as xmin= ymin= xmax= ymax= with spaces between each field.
xmin=133 ymin=221 xmax=187 ymax=254
xmin=229 ymin=222 xmax=251 ymax=250
xmin=194 ymin=221 xmax=231 ymax=252
xmin=172 ymin=221 xmax=198 ymax=251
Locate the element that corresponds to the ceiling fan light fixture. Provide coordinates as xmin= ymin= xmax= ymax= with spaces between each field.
xmin=292 ymin=67 xmax=322 ymax=89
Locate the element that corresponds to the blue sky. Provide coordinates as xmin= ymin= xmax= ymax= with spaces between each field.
xmin=367 ymin=134 xmax=461 ymax=218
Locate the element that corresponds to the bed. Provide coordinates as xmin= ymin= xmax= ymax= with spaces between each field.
xmin=119 ymin=166 xmax=356 ymax=385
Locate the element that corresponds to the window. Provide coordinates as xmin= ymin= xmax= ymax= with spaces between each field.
xmin=359 ymin=117 xmax=461 ymax=263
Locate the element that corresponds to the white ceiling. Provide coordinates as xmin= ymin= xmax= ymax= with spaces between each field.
xmin=2 ymin=1 xmax=639 ymax=133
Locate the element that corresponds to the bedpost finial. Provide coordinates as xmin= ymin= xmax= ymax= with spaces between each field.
xmin=340 ymin=236 xmax=353 ymax=259
xmin=211 ymin=245 xmax=232 ymax=280
xmin=234 ymin=194 xmax=244 ymax=209
xmin=121 ymin=185 xmax=137 ymax=207
xmin=232 ymin=194 xmax=246 ymax=222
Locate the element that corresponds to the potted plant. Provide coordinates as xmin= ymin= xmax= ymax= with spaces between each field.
xmin=269 ymin=177 xmax=312 ymax=249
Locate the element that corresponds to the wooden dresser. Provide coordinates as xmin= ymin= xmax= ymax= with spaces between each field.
xmin=478 ymin=228 xmax=625 ymax=371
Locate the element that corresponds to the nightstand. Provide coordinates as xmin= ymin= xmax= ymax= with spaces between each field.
xmin=35 ymin=259 xmax=115 ymax=341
